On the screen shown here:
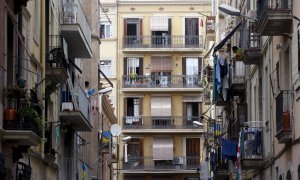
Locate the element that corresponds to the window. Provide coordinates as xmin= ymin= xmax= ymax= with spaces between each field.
xmin=124 ymin=57 xmax=143 ymax=75
xmin=100 ymin=22 xmax=111 ymax=38
xmin=153 ymin=137 xmax=173 ymax=161
xmin=287 ymin=170 xmax=292 ymax=180
xmin=100 ymin=60 xmax=112 ymax=77
xmin=298 ymin=165 xmax=300 ymax=180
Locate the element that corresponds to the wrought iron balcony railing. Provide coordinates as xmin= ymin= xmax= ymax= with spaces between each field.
xmin=3 ymin=117 xmax=40 ymax=137
xmin=122 ymin=75 xmax=203 ymax=88
xmin=123 ymin=35 xmax=203 ymax=49
xmin=123 ymin=156 xmax=200 ymax=170
xmin=257 ymin=0 xmax=291 ymax=19
xmin=122 ymin=116 xmax=204 ymax=129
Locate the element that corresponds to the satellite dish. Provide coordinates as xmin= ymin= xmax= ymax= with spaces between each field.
xmin=110 ymin=124 xmax=121 ymax=137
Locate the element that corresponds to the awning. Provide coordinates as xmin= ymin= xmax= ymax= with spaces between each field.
xmin=151 ymin=97 xmax=171 ymax=116
xmin=221 ymin=139 xmax=237 ymax=161
xmin=150 ymin=16 xmax=169 ymax=31
xmin=213 ymin=21 xmax=242 ymax=55
xmin=153 ymin=137 xmax=174 ymax=160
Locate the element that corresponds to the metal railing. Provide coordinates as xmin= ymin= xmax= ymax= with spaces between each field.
xmin=257 ymin=0 xmax=291 ymax=20
xmin=122 ymin=75 xmax=203 ymax=88
xmin=74 ymin=84 xmax=90 ymax=122
xmin=122 ymin=116 xmax=204 ymax=129
xmin=123 ymin=156 xmax=200 ymax=170
xmin=123 ymin=35 xmax=203 ymax=49
xmin=61 ymin=0 xmax=91 ymax=48
xmin=61 ymin=84 xmax=90 ymax=122
xmin=231 ymin=61 xmax=245 ymax=84
xmin=47 ymin=35 xmax=68 ymax=67
xmin=241 ymin=127 xmax=263 ymax=159
xmin=248 ymin=21 xmax=261 ymax=49
xmin=276 ymin=90 xmax=291 ymax=133
xmin=3 ymin=118 xmax=40 ymax=136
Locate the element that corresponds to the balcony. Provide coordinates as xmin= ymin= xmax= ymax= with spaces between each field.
xmin=275 ymin=91 xmax=292 ymax=143
xmin=122 ymin=75 xmax=203 ymax=92
xmin=59 ymin=84 xmax=92 ymax=131
xmin=206 ymin=16 xmax=216 ymax=41
xmin=122 ymin=35 xmax=203 ymax=53
xmin=122 ymin=156 xmax=200 ymax=173
xmin=256 ymin=0 xmax=292 ymax=35
xmin=244 ymin=21 xmax=263 ymax=65
xmin=214 ymin=162 xmax=229 ymax=180
xmin=122 ymin=116 xmax=204 ymax=133
xmin=46 ymin=35 xmax=68 ymax=94
xmin=61 ymin=0 xmax=92 ymax=58
xmin=2 ymin=117 xmax=41 ymax=146
xmin=230 ymin=61 xmax=245 ymax=92
xmin=240 ymin=127 xmax=263 ymax=169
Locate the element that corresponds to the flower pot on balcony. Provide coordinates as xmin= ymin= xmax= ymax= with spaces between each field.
xmin=4 ymin=108 xmax=16 ymax=120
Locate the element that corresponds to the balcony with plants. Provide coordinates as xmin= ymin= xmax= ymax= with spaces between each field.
xmin=275 ymin=90 xmax=292 ymax=143
xmin=256 ymin=0 xmax=292 ymax=35
xmin=122 ymin=75 xmax=203 ymax=89
xmin=60 ymin=0 xmax=92 ymax=58
xmin=2 ymin=86 xmax=43 ymax=146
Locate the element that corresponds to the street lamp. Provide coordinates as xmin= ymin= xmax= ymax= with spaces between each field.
xmin=218 ymin=4 xmax=257 ymax=21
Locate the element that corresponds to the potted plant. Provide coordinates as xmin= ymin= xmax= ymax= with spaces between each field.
xmin=17 ymin=106 xmax=44 ymax=136
xmin=129 ymin=73 xmax=138 ymax=83
xmin=3 ymin=85 xmax=23 ymax=120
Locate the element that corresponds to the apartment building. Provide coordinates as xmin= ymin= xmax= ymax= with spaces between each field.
xmin=99 ymin=0 xmax=118 ymax=110
xmin=0 ymin=0 xmax=117 ymax=179
xmin=116 ymin=0 xmax=212 ymax=179
xmin=210 ymin=0 xmax=300 ymax=179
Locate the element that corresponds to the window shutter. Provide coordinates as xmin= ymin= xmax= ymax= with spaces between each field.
xmin=124 ymin=57 xmax=127 ymax=75
xmin=199 ymin=102 xmax=202 ymax=116
xmin=198 ymin=57 xmax=202 ymax=77
xmin=168 ymin=18 xmax=172 ymax=35
xmin=124 ymin=98 xmax=127 ymax=116
xmin=139 ymin=19 xmax=143 ymax=36
xmin=124 ymin=19 xmax=127 ymax=36
xmin=139 ymin=139 xmax=144 ymax=156
xmin=182 ymin=57 xmax=186 ymax=75
xmin=183 ymin=102 xmax=186 ymax=116
xmin=139 ymin=58 xmax=143 ymax=75
xmin=139 ymin=98 xmax=143 ymax=116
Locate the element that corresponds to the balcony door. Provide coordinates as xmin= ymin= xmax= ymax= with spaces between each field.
xmin=124 ymin=57 xmax=143 ymax=84
xmin=186 ymin=138 xmax=200 ymax=167
xmin=182 ymin=58 xmax=202 ymax=86
xmin=124 ymin=18 xmax=142 ymax=46
xmin=185 ymin=18 xmax=199 ymax=46
xmin=150 ymin=16 xmax=171 ymax=47
xmin=124 ymin=98 xmax=143 ymax=125
xmin=151 ymin=57 xmax=172 ymax=87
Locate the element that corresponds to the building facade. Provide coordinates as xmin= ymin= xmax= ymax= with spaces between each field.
xmin=210 ymin=0 xmax=300 ymax=179
xmin=115 ymin=0 xmax=212 ymax=179
xmin=0 ymin=0 xmax=117 ymax=179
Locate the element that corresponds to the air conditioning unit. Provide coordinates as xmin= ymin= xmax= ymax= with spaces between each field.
xmin=173 ymin=157 xmax=184 ymax=165
xmin=247 ymin=10 xmax=257 ymax=20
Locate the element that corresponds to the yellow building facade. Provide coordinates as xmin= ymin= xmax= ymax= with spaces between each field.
xmin=116 ymin=0 xmax=212 ymax=179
